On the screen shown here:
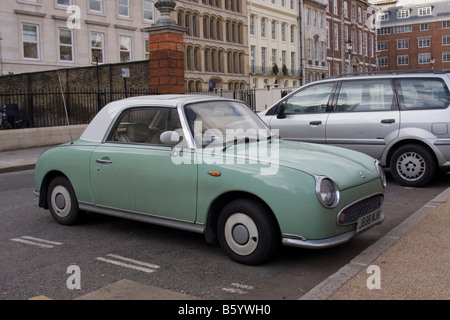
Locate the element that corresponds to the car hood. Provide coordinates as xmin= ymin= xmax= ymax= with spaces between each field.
xmin=222 ymin=139 xmax=379 ymax=190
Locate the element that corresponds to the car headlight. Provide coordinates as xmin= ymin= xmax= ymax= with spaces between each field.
xmin=375 ymin=160 xmax=387 ymax=188
xmin=315 ymin=176 xmax=340 ymax=208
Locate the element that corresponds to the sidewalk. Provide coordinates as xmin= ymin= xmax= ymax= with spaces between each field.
xmin=1 ymin=146 xmax=449 ymax=300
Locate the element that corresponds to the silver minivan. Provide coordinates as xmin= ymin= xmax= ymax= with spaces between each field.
xmin=259 ymin=71 xmax=450 ymax=187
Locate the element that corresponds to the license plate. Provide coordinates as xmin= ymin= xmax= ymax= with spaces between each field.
xmin=356 ymin=210 xmax=381 ymax=233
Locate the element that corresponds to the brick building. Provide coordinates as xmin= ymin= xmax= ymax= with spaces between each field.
xmin=326 ymin=0 xmax=377 ymax=76
xmin=376 ymin=0 xmax=450 ymax=71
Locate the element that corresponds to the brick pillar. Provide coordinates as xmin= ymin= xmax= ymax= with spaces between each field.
xmin=147 ymin=1 xmax=186 ymax=94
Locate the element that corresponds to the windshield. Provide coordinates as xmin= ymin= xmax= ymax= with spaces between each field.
xmin=184 ymin=100 xmax=272 ymax=148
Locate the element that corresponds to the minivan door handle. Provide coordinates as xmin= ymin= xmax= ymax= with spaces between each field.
xmin=310 ymin=121 xmax=322 ymax=126
xmin=381 ymin=119 xmax=395 ymax=124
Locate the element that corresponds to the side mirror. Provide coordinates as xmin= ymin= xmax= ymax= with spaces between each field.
xmin=160 ymin=131 xmax=181 ymax=146
xmin=277 ymin=101 xmax=287 ymax=119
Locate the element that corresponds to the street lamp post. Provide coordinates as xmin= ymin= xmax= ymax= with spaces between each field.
xmin=346 ymin=38 xmax=352 ymax=74
xmin=430 ymin=57 xmax=435 ymax=70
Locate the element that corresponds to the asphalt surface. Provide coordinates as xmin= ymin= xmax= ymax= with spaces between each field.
xmin=1 ymin=146 xmax=449 ymax=300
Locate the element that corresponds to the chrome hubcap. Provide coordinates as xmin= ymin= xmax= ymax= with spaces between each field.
xmin=396 ymin=152 xmax=425 ymax=182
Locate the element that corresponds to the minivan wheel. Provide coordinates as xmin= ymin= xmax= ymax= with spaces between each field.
xmin=389 ymin=144 xmax=436 ymax=187
xmin=47 ymin=176 xmax=80 ymax=225
xmin=217 ymin=199 xmax=280 ymax=265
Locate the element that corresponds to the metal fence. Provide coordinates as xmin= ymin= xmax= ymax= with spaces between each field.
xmin=0 ymin=88 xmax=256 ymax=129
xmin=0 ymin=88 xmax=155 ymax=128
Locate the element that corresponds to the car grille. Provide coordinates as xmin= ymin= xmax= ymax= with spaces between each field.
xmin=337 ymin=194 xmax=383 ymax=225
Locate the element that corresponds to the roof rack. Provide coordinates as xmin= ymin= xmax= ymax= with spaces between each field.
xmin=327 ymin=69 xmax=447 ymax=79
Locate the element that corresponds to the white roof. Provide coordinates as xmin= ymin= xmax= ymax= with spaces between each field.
xmin=80 ymin=94 xmax=232 ymax=142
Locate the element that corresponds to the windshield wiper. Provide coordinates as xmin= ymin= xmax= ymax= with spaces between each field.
xmin=222 ymin=137 xmax=250 ymax=151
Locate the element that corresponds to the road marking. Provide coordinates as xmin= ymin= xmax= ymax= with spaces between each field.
xmin=96 ymin=254 xmax=160 ymax=274
xmin=10 ymin=236 xmax=63 ymax=249
xmin=222 ymin=282 xmax=254 ymax=295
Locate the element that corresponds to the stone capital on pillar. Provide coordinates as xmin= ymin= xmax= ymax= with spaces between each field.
xmin=146 ymin=0 xmax=186 ymax=94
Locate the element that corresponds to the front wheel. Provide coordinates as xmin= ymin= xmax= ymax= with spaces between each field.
xmin=217 ymin=199 xmax=280 ymax=265
xmin=389 ymin=144 xmax=436 ymax=187
xmin=47 ymin=176 xmax=80 ymax=225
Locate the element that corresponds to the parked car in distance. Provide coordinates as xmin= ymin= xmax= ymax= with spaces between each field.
xmin=34 ymin=95 xmax=386 ymax=265
xmin=259 ymin=70 xmax=450 ymax=187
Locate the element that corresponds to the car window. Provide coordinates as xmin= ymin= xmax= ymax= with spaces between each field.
xmin=107 ymin=107 xmax=183 ymax=145
xmin=336 ymin=79 xmax=395 ymax=112
xmin=283 ymin=82 xmax=334 ymax=114
xmin=396 ymin=78 xmax=450 ymax=110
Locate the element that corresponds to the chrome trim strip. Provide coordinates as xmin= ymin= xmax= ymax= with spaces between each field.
xmin=434 ymin=139 xmax=450 ymax=146
xmin=282 ymin=212 xmax=385 ymax=249
xmin=78 ymin=202 xmax=205 ymax=234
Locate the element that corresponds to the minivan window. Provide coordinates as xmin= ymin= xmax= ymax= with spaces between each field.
xmin=396 ymin=78 xmax=450 ymax=110
xmin=283 ymin=82 xmax=334 ymax=114
xmin=336 ymin=79 xmax=395 ymax=112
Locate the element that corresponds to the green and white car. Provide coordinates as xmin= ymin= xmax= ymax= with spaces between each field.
xmin=34 ymin=95 xmax=386 ymax=265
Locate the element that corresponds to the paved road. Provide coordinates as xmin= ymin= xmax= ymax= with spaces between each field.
xmin=0 ymin=169 xmax=448 ymax=300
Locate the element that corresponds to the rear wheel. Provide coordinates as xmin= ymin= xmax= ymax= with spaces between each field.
xmin=47 ymin=176 xmax=80 ymax=225
xmin=389 ymin=144 xmax=436 ymax=187
xmin=217 ymin=199 xmax=280 ymax=265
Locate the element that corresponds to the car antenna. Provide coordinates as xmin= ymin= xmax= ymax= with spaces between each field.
xmin=57 ymin=69 xmax=74 ymax=144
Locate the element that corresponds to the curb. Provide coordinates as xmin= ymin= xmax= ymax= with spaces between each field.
xmin=299 ymin=186 xmax=450 ymax=300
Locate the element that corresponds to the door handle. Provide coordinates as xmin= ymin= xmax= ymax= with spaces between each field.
xmin=310 ymin=121 xmax=322 ymax=126
xmin=96 ymin=158 xmax=113 ymax=164
xmin=381 ymin=119 xmax=395 ymax=124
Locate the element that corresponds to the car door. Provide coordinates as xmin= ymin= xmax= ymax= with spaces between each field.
xmin=89 ymin=106 xmax=197 ymax=223
xmin=266 ymin=82 xmax=336 ymax=143
xmin=325 ymin=79 xmax=400 ymax=160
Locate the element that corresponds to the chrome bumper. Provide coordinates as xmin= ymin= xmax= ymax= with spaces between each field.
xmin=282 ymin=212 xmax=386 ymax=249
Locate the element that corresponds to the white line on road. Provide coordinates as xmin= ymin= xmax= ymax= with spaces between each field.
xmin=222 ymin=282 xmax=254 ymax=295
xmin=10 ymin=236 xmax=63 ymax=249
xmin=96 ymin=254 xmax=160 ymax=274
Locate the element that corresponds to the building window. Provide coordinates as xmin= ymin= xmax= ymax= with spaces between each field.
xmin=377 ymin=41 xmax=388 ymax=51
xmin=393 ymin=25 xmax=412 ymax=34
xmin=418 ymin=37 xmax=431 ymax=48
xmin=290 ymin=25 xmax=295 ymax=43
xmin=22 ymin=24 xmax=39 ymax=60
xmin=443 ymin=21 xmax=450 ymax=29
xmin=118 ymin=0 xmax=130 ymax=18
xmin=397 ymin=39 xmax=409 ymax=50
xmin=57 ymin=0 xmax=72 ymax=6
xmin=420 ymin=23 xmax=429 ymax=31
xmin=397 ymin=55 xmax=409 ymax=66
xmin=91 ymin=32 xmax=104 ymax=63
xmin=250 ymin=15 xmax=255 ymax=36
xmin=89 ymin=0 xmax=102 ymax=12
xmin=261 ymin=18 xmax=266 ymax=38
xmin=418 ymin=7 xmax=431 ymax=16
xmin=418 ymin=53 xmax=431 ymax=64
xmin=271 ymin=21 xmax=276 ymax=40
xmin=119 ymin=35 xmax=132 ymax=61
xmin=377 ymin=11 xmax=389 ymax=21
xmin=378 ymin=56 xmax=388 ymax=67
xmin=443 ymin=52 xmax=450 ymax=62
xmin=397 ymin=9 xmax=410 ymax=19
xmin=443 ymin=35 xmax=450 ymax=46
xmin=377 ymin=27 xmax=391 ymax=35
xmin=59 ymin=28 xmax=73 ymax=62
xmin=143 ymin=0 xmax=154 ymax=21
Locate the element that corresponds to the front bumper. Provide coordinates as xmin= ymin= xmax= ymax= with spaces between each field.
xmin=282 ymin=212 xmax=385 ymax=249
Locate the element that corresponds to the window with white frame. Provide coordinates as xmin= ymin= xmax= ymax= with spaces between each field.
xmin=291 ymin=52 xmax=296 ymax=76
xmin=397 ymin=9 xmax=410 ymax=19
xmin=418 ymin=7 xmax=431 ymax=16
xmin=143 ymin=0 xmax=155 ymax=22
xmin=394 ymin=25 xmax=412 ymax=34
xmin=89 ymin=0 xmax=102 ymax=12
xmin=118 ymin=0 xmax=130 ymax=18
xmin=443 ymin=52 xmax=450 ymax=62
xmin=397 ymin=55 xmax=409 ymax=66
xmin=91 ymin=32 xmax=104 ymax=63
xmin=290 ymin=25 xmax=295 ymax=43
xmin=271 ymin=21 xmax=276 ymax=40
xmin=261 ymin=18 xmax=266 ymax=38
xmin=59 ymin=28 xmax=73 ymax=62
xmin=22 ymin=23 xmax=39 ymax=60
xmin=377 ymin=40 xmax=388 ymax=52
xmin=250 ymin=15 xmax=255 ymax=36
xmin=418 ymin=37 xmax=431 ymax=48
xmin=334 ymin=24 xmax=339 ymax=50
xmin=397 ymin=39 xmax=409 ymax=50
xmin=281 ymin=23 xmax=286 ymax=41
xmin=420 ymin=23 xmax=429 ymax=31
xmin=443 ymin=21 xmax=450 ymax=29
xmin=57 ymin=0 xmax=72 ymax=6
xmin=378 ymin=56 xmax=388 ymax=67
xmin=418 ymin=53 xmax=431 ymax=64
xmin=377 ymin=11 xmax=389 ymax=21
xmin=119 ymin=35 xmax=132 ymax=61
xmin=443 ymin=35 xmax=450 ymax=46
